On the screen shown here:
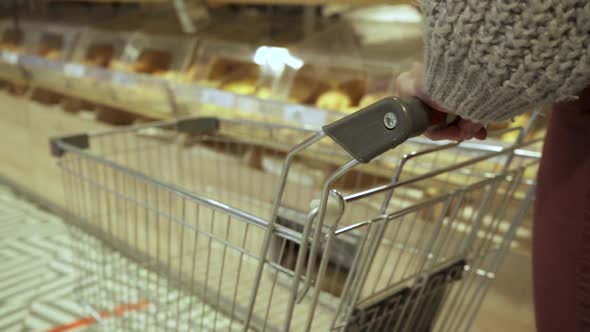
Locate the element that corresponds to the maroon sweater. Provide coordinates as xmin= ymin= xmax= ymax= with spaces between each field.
xmin=533 ymin=87 xmax=590 ymax=331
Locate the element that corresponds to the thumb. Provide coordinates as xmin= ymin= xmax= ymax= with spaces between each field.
xmin=395 ymin=63 xmax=424 ymax=98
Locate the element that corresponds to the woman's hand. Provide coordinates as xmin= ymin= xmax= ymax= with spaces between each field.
xmin=396 ymin=64 xmax=487 ymax=141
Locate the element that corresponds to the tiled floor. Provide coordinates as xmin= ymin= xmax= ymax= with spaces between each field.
xmin=0 ymin=185 xmax=86 ymax=332
xmin=0 ymin=185 xmax=238 ymax=332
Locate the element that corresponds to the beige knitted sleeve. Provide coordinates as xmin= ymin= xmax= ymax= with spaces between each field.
xmin=421 ymin=1 xmax=590 ymax=123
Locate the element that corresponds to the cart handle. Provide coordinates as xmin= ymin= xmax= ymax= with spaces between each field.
xmin=323 ymin=97 xmax=456 ymax=163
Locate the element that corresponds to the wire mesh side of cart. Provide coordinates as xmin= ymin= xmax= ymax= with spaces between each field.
xmin=328 ymin=167 xmax=536 ymax=332
xmin=53 ymin=118 xmax=541 ymax=331
xmin=264 ymin=124 xmax=540 ymax=332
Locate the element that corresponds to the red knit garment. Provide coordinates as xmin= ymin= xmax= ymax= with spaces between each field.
xmin=533 ymin=87 xmax=590 ymax=332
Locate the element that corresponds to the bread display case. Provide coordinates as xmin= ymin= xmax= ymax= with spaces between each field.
xmin=174 ymin=39 xmax=300 ymax=120
xmin=108 ymin=33 xmax=197 ymax=117
xmin=287 ymin=18 xmax=421 ymax=118
xmin=19 ymin=23 xmax=79 ymax=94
xmin=172 ymin=33 xmax=412 ymax=128
xmin=0 ymin=17 xmax=548 ymax=142
xmin=0 ymin=15 xmax=547 ymax=140
xmin=63 ymin=28 xmax=128 ymax=106
xmin=0 ymin=20 xmax=39 ymax=82
xmin=284 ymin=55 xmax=403 ymax=125
xmin=0 ymin=16 xmax=424 ymax=128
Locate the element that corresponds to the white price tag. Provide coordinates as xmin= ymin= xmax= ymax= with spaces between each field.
xmin=1 ymin=51 xmax=18 ymax=64
xmin=27 ymin=56 xmax=45 ymax=67
xmin=64 ymin=63 xmax=85 ymax=78
xmin=235 ymin=96 xmax=259 ymax=114
xmin=45 ymin=59 xmax=64 ymax=71
xmin=112 ymin=72 xmax=136 ymax=87
xmin=201 ymin=88 xmax=234 ymax=109
xmin=283 ymin=105 xmax=327 ymax=127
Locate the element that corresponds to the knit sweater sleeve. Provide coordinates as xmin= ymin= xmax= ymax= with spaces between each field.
xmin=421 ymin=1 xmax=590 ymax=123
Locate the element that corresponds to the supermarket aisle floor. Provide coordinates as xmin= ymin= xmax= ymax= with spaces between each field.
xmin=0 ymin=185 xmax=87 ymax=332
xmin=0 ymin=183 xmax=534 ymax=332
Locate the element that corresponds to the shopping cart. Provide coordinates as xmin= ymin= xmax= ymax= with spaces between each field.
xmin=51 ymin=97 xmax=542 ymax=331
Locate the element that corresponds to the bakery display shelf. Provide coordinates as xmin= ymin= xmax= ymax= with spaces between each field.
xmin=0 ymin=21 xmax=40 ymax=82
xmin=0 ymin=23 xmax=186 ymax=120
xmin=108 ymin=32 xmax=198 ymax=115
xmin=0 ymin=18 xmax=546 ymax=146
xmin=187 ymin=36 xmax=409 ymax=118
xmin=173 ymin=80 xmax=341 ymax=128
xmin=2 ymin=45 xmax=545 ymax=154
xmin=64 ymin=28 xmax=129 ymax=105
xmin=0 ymin=17 xmax=418 ymax=128
xmin=20 ymin=23 xmax=80 ymax=93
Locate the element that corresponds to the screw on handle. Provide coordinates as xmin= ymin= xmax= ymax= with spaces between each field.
xmin=323 ymin=97 xmax=451 ymax=163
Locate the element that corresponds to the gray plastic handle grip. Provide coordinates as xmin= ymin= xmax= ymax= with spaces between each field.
xmin=323 ymin=97 xmax=442 ymax=163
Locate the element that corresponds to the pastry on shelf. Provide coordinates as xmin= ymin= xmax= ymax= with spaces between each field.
xmin=221 ymin=79 xmax=257 ymax=96
xmin=287 ymin=82 xmax=313 ymax=104
xmin=44 ymin=49 xmax=63 ymax=60
xmin=207 ymin=58 xmax=234 ymax=81
xmin=338 ymin=78 xmax=367 ymax=106
xmin=289 ymin=77 xmax=330 ymax=104
xmin=0 ymin=29 xmax=23 ymax=52
xmin=205 ymin=58 xmax=258 ymax=81
xmin=315 ymin=89 xmax=352 ymax=111
xmin=1 ymin=29 xmax=21 ymax=44
xmin=132 ymin=49 xmax=172 ymax=74
xmin=83 ymin=44 xmax=114 ymax=68
xmin=0 ymin=43 xmax=23 ymax=52
xmin=38 ymin=34 xmax=63 ymax=59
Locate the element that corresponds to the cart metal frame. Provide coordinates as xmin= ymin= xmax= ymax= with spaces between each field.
xmin=52 ymin=111 xmax=542 ymax=331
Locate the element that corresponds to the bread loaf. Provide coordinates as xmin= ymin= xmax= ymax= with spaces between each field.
xmin=132 ymin=49 xmax=172 ymax=74
xmin=316 ymin=90 xmax=352 ymax=111
xmin=83 ymin=44 xmax=114 ymax=67
xmin=222 ymin=79 xmax=257 ymax=95
xmin=38 ymin=34 xmax=63 ymax=58
xmin=339 ymin=79 xmax=366 ymax=105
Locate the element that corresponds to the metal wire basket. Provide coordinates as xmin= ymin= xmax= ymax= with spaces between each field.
xmin=51 ymin=99 xmax=542 ymax=331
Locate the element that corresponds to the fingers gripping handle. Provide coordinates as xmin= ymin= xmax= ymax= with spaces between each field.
xmin=323 ymin=97 xmax=450 ymax=163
